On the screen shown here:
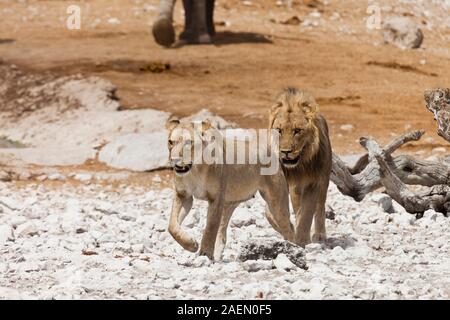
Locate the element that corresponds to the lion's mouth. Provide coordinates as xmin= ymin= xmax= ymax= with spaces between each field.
xmin=281 ymin=155 xmax=300 ymax=167
xmin=173 ymin=163 xmax=192 ymax=175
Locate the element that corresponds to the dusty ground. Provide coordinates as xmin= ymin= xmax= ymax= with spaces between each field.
xmin=1 ymin=0 xmax=449 ymax=153
xmin=0 ymin=0 xmax=450 ymax=300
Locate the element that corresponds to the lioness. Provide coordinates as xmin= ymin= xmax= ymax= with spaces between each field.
xmin=166 ymin=119 xmax=295 ymax=260
xmin=269 ymin=88 xmax=332 ymax=246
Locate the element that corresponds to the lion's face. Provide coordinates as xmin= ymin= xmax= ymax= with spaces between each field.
xmin=166 ymin=119 xmax=212 ymax=177
xmin=269 ymin=89 xmax=319 ymax=168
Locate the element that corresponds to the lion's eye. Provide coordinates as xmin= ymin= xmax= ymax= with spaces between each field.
xmin=168 ymin=140 xmax=174 ymax=147
xmin=276 ymin=128 xmax=282 ymax=134
xmin=293 ymin=128 xmax=303 ymax=135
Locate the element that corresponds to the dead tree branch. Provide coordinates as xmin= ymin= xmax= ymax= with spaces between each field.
xmin=332 ymin=88 xmax=450 ymax=215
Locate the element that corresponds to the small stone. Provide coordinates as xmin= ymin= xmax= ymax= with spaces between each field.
xmin=131 ymin=259 xmax=151 ymax=271
xmin=16 ymin=222 xmax=39 ymax=237
xmin=382 ymin=16 xmax=423 ymax=49
xmin=432 ymin=147 xmax=446 ymax=154
xmin=192 ymin=256 xmax=211 ymax=267
xmin=76 ymin=227 xmax=88 ymax=234
xmin=73 ymin=173 xmax=92 ymax=182
xmin=425 ymin=155 xmax=439 ymax=162
xmin=47 ymin=173 xmax=65 ymax=181
xmin=274 ymin=254 xmax=296 ymax=272
xmin=119 ymin=213 xmax=136 ymax=222
xmin=107 ymin=17 xmax=121 ymax=25
xmin=393 ymin=214 xmax=415 ymax=227
xmin=309 ymin=11 xmax=321 ymax=18
xmin=36 ymin=175 xmax=47 ymax=181
xmin=340 ymin=124 xmax=354 ymax=132
xmin=242 ymin=260 xmax=273 ymax=272
xmin=305 ymin=243 xmax=323 ymax=252
xmin=422 ymin=210 xmax=438 ymax=222
xmin=370 ymin=194 xmax=394 ymax=213
xmin=0 ymin=171 xmax=11 ymax=182
xmin=152 ymin=175 xmax=162 ymax=183
xmin=0 ymin=225 xmax=14 ymax=244
xmin=132 ymin=243 xmax=145 ymax=253
xmin=231 ymin=208 xmax=255 ymax=227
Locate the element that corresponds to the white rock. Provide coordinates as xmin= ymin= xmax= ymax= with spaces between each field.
xmin=99 ymin=133 xmax=169 ymax=172
xmin=274 ymin=254 xmax=296 ymax=272
xmin=369 ymin=193 xmax=393 ymax=213
xmin=0 ymin=225 xmax=14 ymax=244
xmin=425 ymin=155 xmax=439 ymax=162
xmin=73 ymin=173 xmax=92 ymax=182
xmin=305 ymin=243 xmax=323 ymax=252
xmin=242 ymin=260 xmax=273 ymax=272
xmin=181 ymin=109 xmax=236 ymax=130
xmin=192 ymin=256 xmax=211 ymax=268
xmin=422 ymin=210 xmax=438 ymax=222
xmin=131 ymin=259 xmax=151 ymax=271
xmin=47 ymin=173 xmax=65 ymax=181
xmin=16 ymin=222 xmax=38 ymax=237
xmin=393 ymin=213 xmax=415 ymax=227
xmin=290 ymin=279 xmax=310 ymax=292
xmin=432 ymin=147 xmax=446 ymax=154
xmin=132 ymin=243 xmax=145 ymax=253
xmin=107 ymin=17 xmax=121 ymax=25
xmin=382 ymin=16 xmax=423 ymax=49
xmin=340 ymin=124 xmax=354 ymax=132
xmin=231 ymin=207 xmax=255 ymax=228
xmin=0 ymin=171 xmax=11 ymax=182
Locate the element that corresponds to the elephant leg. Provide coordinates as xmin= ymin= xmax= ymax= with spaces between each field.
xmin=206 ymin=0 xmax=216 ymax=36
xmin=179 ymin=0 xmax=211 ymax=44
xmin=179 ymin=0 xmax=194 ymax=41
xmin=152 ymin=0 xmax=176 ymax=47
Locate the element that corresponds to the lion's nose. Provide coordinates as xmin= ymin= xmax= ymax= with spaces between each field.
xmin=280 ymin=149 xmax=292 ymax=156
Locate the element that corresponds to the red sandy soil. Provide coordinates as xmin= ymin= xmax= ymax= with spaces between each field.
xmin=1 ymin=0 xmax=449 ymax=156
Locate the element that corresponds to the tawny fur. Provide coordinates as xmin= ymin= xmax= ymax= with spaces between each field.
xmin=166 ymin=119 xmax=295 ymax=260
xmin=269 ymin=88 xmax=332 ymax=245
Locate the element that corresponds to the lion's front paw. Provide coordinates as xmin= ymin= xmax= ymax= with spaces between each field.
xmin=198 ymin=248 xmax=215 ymax=261
xmin=185 ymin=240 xmax=199 ymax=253
xmin=295 ymin=234 xmax=311 ymax=248
xmin=312 ymin=233 xmax=327 ymax=243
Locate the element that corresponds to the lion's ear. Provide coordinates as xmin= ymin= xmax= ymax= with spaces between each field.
xmin=166 ymin=117 xmax=180 ymax=131
xmin=270 ymin=102 xmax=282 ymax=114
xmin=301 ymin=101 xmax=318 ymax=118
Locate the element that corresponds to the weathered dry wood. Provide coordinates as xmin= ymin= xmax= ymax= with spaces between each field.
xmin=332 ymin=88 xmax=450 ymax=214
xmin=425 ymin=88 xmax=450 ymax=143
xmin=373 ymin=152 xmax=450 ymax=215
xmin=389 ymin=155 xmax=450 ymax=186
xmin=331 ymin=130 xmax=431 ymax=201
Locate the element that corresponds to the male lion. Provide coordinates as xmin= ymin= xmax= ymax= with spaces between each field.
xmin=166 ymin=119 xmax=295 ymax=260
xmin=269 ymin=88 xmax=332 ymax=246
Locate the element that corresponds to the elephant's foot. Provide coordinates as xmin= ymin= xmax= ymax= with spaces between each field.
xmin=198 ymin=33 xmax=212 ymax=44
xmin=152 ymin=17 xmax=175 ymax=47
xmin=178 ymin=31 xmax=212 ymax=46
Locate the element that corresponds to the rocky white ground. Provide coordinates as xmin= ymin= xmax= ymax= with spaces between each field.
xmin=0 ymin=180 xmax=448 ymax=300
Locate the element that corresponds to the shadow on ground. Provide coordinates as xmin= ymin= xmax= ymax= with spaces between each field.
xmin=0 ymin=39 xmax=15 ymax=45
xmin=213 ymin=31 xmax=273 ymax=45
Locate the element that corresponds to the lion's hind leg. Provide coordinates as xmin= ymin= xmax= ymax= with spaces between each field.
xmin=214 ymin=203 xmax=238 ymax=260
xmin=312 ymin=182 xmax=328 ymax=243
